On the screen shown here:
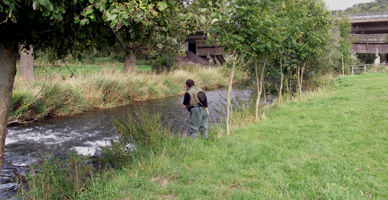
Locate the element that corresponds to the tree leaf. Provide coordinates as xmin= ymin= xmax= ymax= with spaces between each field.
xmin=42 ymin=10 xmax=50 ymax=17
xmin=106 ymin=13 xmax=117 ymax=21
xmin=53 ymin=12 xmax=63 ymax=21
xmin=32 ymin=1 xmax=38 ymax=10
xmin=80 ymin=18 xmax=89 ymax=26
xmin=74 ymin=16 xmax=80 ymax=24
xmin=130 ymin=32 xmax=136 ymax=39
xmin=37 ymin=0 xmax=47 ymax=7
xmin=157 ymin=2 xmax=167 ymax=11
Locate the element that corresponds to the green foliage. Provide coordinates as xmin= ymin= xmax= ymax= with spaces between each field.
xmin=208 ymin=0 xmax=335 ymax=97
xmin=17 ymin=153 xmax=95 ymax=199
xmin=79 ymin=0 xmax=207 ymax=65
xmin=0 ymin=0 xmax=112 ymax=56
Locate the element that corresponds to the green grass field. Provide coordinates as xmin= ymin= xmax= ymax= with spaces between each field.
xmin=78 ymin=73 xmax=388 ymax=199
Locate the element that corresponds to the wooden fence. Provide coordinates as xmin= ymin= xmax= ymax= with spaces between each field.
xmin=350 ymin=63 xmax=388 ymax=75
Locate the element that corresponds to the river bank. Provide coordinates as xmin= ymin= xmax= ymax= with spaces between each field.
xmin=10 ymin=65 xmax=245 ymax=124
xmin=19 ymin=73 xmax=387 ymax=199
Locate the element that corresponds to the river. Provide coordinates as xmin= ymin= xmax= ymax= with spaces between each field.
xmin=0 ymin=88 xmax=255 ymax=199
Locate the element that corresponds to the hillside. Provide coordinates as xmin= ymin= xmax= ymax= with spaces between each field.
xmin=334 ymin=0 xmax=388 ymax=14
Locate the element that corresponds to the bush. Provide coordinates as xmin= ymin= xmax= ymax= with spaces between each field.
xmin=151 ymin=54 xmax=177 ymax=73
xmin=136 ymin=59 xmax=153 ymax=65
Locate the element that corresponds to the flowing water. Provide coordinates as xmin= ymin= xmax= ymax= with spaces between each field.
xmin=0 ymin=88 xmax=254 ymax=199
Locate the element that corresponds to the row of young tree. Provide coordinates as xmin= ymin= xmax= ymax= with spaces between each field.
xmin=203 ymin=0 xmax=355 ymax=134
xmin=0 ymin=0 xmax=354 ymax=171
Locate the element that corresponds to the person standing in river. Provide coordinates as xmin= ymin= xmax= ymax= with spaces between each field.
xmin=182 ymin=79 xmax=209 ymax=139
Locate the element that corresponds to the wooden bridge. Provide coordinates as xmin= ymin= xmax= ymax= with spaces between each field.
xmin=351 ymin=14 xmax=388 ymax=54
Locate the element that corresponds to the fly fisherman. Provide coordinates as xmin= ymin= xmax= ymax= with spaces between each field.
xmin=182 ymin=79 xmax=209 ymax=139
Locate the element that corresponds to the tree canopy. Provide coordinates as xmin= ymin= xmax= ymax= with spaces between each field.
xmin=0 ymin=0 xmax=113 ymax=56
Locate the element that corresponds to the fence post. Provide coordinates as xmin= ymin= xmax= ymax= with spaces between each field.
xmin=364 ymin=64 xmax=367 ymax=73
xmin=352 ymin=66 xmax=354 ymax=75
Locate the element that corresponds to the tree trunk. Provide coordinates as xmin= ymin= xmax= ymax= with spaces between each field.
xmin=279 ymin=57 xmax=284 ymax=104
xmin=297 ymin=62 xmax=306 ymax=94
xmin=341 ymin=55 xmax=345 ymax=76
xmin=19 ymin=45 xmax=34 ymax=80
xmin=123 ymin=52 xmax=136 ymax=73
xmin=0 ymin=43 xmax=17 ymax=172
xmin=286 ymin=78 xmax=289 ymax=95
xmin=255 ymin=55 xmax=267 ymax=123
xmin=226 ymin=54 xmax=236 ymax=135
xmin=300 ymin=62 xmax=306 ymax=94
xmin=254 ymin=58 xmax=259 ymax=122
xmin=297 ymin=65 xmax=301 ymax=94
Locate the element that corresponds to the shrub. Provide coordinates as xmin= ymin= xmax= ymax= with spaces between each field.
xmin=151 ymin=54 xmax=177 ymax=73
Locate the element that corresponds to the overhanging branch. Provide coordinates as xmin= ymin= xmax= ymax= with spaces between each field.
xmin=0 ymin=16 xmax=8 ymax=25
xmin=110 ymin=27 xmax=130 ymax=54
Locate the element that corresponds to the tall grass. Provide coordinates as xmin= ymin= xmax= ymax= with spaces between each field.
xmin=17 ymin=153 xmax=95 ymax=200
xmin=101 ymin=110 xmax=174 ymax=167
xmin=10 ymin=66 xmax=237 ymax=123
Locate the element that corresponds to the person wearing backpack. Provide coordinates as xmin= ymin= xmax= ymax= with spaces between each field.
xmin=182 ymin=79 xmax=209 ymax=139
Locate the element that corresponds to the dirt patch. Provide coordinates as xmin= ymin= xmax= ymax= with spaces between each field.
xmin=151 ymin=176 xmax=169 ymax=187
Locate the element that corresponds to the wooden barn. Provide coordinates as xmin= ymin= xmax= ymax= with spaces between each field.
xmin=185 ymin=31 xmax=227 ymax=65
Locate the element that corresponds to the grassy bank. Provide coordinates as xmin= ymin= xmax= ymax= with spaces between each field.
xmin=10 ymin=65 xmax=240 ymax=123
xmin=71 ymin=73 xmax=387 ymax=199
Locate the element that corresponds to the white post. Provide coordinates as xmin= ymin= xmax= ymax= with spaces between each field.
xmin=352 ymin=66 xmax=354 ymax=75
xmin=364 ymin=65 xmax=367 ymax=72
